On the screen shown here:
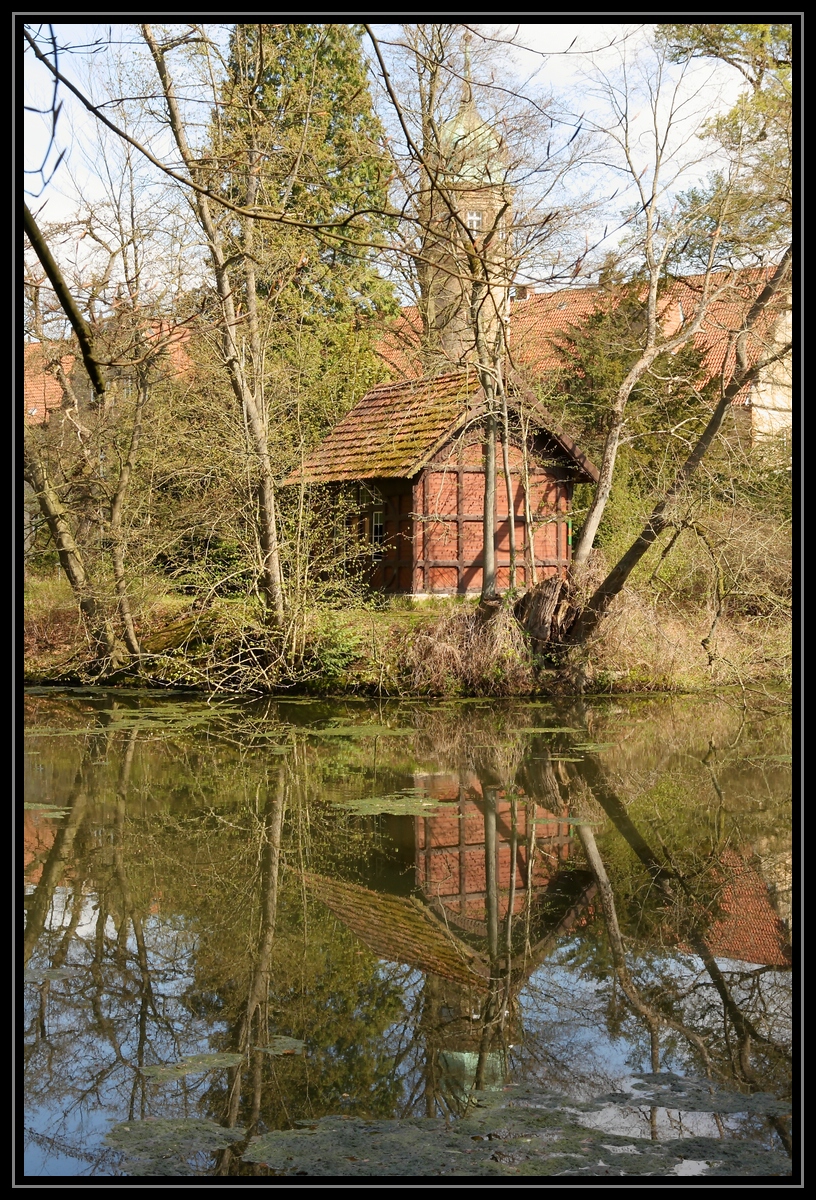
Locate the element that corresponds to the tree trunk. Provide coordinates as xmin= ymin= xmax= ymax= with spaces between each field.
xmin=142 ymin=24 xmax=286 ymax=627
xmin=500 ymin=391 xmax=517 ymax=591
xmin=23 ymin=438 xmax=121 ymax=661
xmin=482 ymin=409 xmax=497 ymax=600
xmin=107 ymin=375 xmax=148 ymax=657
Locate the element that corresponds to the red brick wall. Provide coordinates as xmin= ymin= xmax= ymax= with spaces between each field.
xmin=414 ymin=773 xmax=573 ymax=927
xmin=412 ymin=435 xmax=573 ymax=594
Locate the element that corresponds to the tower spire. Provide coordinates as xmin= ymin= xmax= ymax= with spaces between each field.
xmin=462 ymin=28 xmax=473 ymax=104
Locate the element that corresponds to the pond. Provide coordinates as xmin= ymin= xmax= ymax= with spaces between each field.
xmin=22 ymin=687 xmax=793 ymax=1178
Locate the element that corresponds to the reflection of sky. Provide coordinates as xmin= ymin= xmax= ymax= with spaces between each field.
xmin=23 ymin=895 xmax=790 ymax=1173
xmin=575 ymin=1101 xmax=737 ymax=1142
xmin=519 ymin=957 xmax=637 ymax=1091
xmin=375 ymin=952 xmax=777 ymax=1148
xmin=25 ymin=1104 xmax=122 ymax=1178
xmin=23 ymin=889 xmax=222 ymax=1177
xmin=25 ymin=884 xmax=118 ymax=941
xmin=25 ymin=885 xmax=201 ymax=995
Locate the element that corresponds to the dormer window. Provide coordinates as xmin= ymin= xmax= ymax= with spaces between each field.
xmin=466 ymin=211 xmax=483 ymax=233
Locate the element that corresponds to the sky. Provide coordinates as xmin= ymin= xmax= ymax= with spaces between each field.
xmin=22 ymin=20 xmax=754 ymax=295
xmin=23 ymin=22 xmax=745 ymax=204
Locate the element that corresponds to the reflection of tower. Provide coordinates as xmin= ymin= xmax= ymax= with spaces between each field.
xmin=417 ymin=34 xmax=513 ymax=370
xmin=421 ymin=972 xmax=513 ymax=1115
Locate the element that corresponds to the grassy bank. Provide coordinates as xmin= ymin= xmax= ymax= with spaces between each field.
xmin=23 ymin=570 xmax=791 ymax=697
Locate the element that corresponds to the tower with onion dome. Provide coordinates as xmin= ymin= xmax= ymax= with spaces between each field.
xmin=416 ymin=33 xmax=514 ymax=371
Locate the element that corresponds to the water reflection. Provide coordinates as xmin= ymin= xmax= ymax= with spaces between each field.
xmin=22 ymin=689 xmax=793 ymax=1177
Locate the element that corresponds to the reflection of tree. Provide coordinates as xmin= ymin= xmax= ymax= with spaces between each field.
xmin=23 ymin=717 xmax=415 ymax=1175
xmin=23 ymin=725 xmax=202 ymax=1170
xmin=22 ymin=693 xmax=793 ymax=1174
xmin=572 ymin=757 xmax=792 ymax=1155
xmin=24 ymin=758 xmax=92 ymax=965
xmin=214 ymin=768 xmax=285 ymax=1173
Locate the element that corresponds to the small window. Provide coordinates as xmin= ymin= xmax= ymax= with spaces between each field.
xmin=372 ymin=506 xmax=384 ymax=549
xmin=466 ymin=211 xmax=483 ymax=233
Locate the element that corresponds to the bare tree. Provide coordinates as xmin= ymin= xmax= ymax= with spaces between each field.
xmin=367 ymin=23 xmax=590 ymax=601
xmin=139 ymin=25 xmax=286 ymax=626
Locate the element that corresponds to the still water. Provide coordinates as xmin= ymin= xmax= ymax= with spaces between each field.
xmin=22 ymin=687 xmax=793 ymax=1178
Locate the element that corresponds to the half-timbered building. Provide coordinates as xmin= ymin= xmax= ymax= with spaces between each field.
xmin=285 ymin=369 xmax=598 ymax=596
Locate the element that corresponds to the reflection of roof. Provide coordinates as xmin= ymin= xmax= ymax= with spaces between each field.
xmin=377 ymin=270 xmax=788 ymax=408
xmin=300 ymin=871 xmax=490 ymax=990
xmin=302 ymin=865 xmax=597 ymax=995
xmin=701 ymin=850 xmax=791 ymax=967
xmin=23 ymin=810 xmax=58 ymax=886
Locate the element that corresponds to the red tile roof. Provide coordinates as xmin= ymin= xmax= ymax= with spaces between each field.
xmin=24 ymin=342 xmax=74 ymax=425
xmin=700 ymin=849 xmax=791 ymax=967
xmin=377 ymin=270 xmax=789 ymax=408
xmin=24 ymin=324 xmax=194 ymax=426
xmin=285 ymin=370 xmax=484 ymax=483
xmin=285 ymin=368 xmax=599 ymax=485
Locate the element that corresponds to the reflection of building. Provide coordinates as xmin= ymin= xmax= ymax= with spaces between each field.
xmin=414 ymin=772 xmax=573 ymax=933
xmin=302 ymin=788 xmax=596 ymax=1116
xmin=301 ymin=776 xmax=595 ymax=987
xmin=699 ymin=850 xmax=791 ymax=968
xmin=23 ymin=810 xmax=58 ymax=886
xmin=751 ymin=836 xmax=793 ymax=937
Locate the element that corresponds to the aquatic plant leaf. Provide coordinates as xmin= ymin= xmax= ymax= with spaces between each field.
xmin=309 ymin=725 xmax=413 ymax=738
xmin=628 ymin=1074 xmax=791 ymax=1116
xmin=106 ymin=1117 xmax=245 ymax=1176
xmin=516 ymin=728 xmax=585 ymax=734
xmin=26 ymin=729 xmax=93 ymax=737
xmin=243 ymin=1115 xmax=494 ymax=1176
xmin=240 ymin=1100 xmax=792 ymax=1177
xmin=141 ymin=1052 xmax=244 ymax=1080
xmin=255 ymin=1037 xmax=305 ymax=1056
xmin=333 ymin=790 xmax=454 ymax=816
xmin=25 ymin=967 xmax=83 ymax=982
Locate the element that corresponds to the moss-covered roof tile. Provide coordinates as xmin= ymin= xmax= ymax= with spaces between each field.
xmin=285 ymin=371 xmax=483 ymax=484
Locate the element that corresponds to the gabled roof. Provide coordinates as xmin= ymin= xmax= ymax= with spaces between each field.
xmin=286 ymin=371 xmax=480 ymax=484
xmin=284 ymin=369 xmax=598 ymax=485
xmin=376 ymin=269 xmax=789 ymax=408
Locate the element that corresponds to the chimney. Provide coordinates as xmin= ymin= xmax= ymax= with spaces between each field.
xmin=514 ymin=285 xmax=529 ymax=302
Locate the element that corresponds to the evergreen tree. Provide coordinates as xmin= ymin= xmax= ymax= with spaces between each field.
xmin=212 ymin=23 xmax=397 ymax=448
